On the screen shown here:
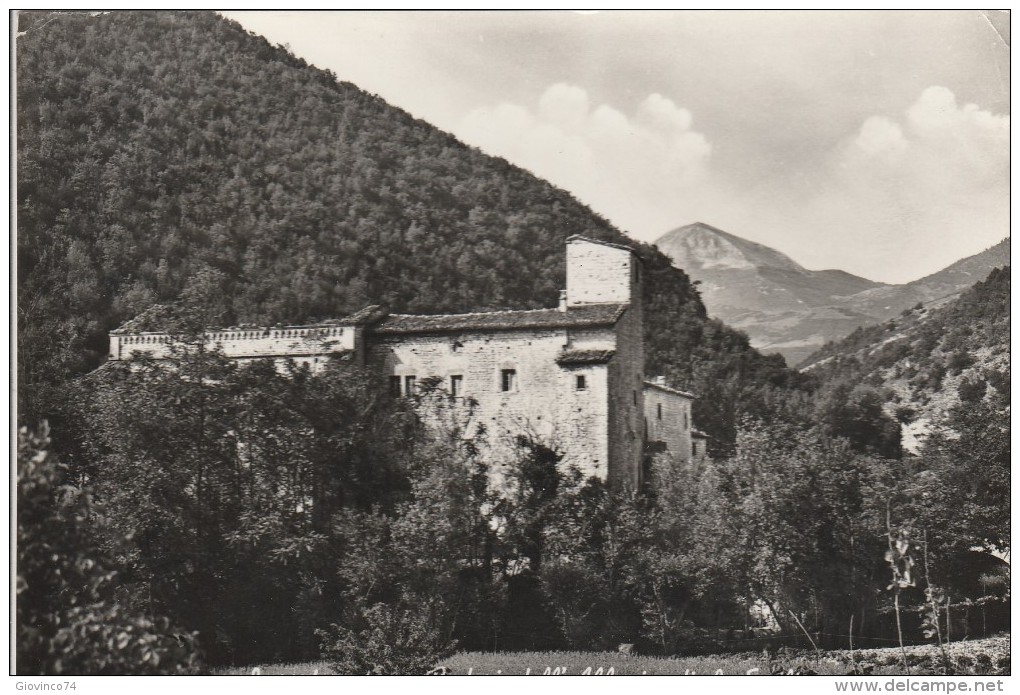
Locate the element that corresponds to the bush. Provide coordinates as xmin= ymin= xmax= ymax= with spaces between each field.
xmin=16 ymin=423 xmax=198 ymax=674
xmin=946 ymin=349 xmax=975 ymax=375
xmin=957 ymin=378 xmax=987 ymax=403
xmin=318 ymin=601 xmax=456 ymax=675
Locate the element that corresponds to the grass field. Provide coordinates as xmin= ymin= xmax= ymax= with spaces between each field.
xmin=215 ymin=634 xmax=1009 ymax=676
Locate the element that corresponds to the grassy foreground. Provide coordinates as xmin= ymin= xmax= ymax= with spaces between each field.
xmin=215 ymin=634 xmax=1009 ymax=676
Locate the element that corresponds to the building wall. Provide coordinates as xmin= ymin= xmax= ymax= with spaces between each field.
xmin=606 ymin=307 xmax=644 ymax=489
xmin=643 ymin=384 xmax=693 ymax=463
xmin=365 ymin=327 xmax=613 ymax=481
xmin=691 ymin=435 xmax=709 ymax=464
xmin=569 ymin=237 xmax=646 ymax=489
xmin=109 ymin=325 xmax=356 ymax=365
xmin=566 ymin=236 xmax=637 ymax=307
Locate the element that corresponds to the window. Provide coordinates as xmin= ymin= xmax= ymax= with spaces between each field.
xmin=657 ymin=403 xmax=662 ymax=420
xmin=390 ymin=376 xmax=402 ymax=397
xmin=450 ymin=374 xmax=463 ymax=397
xmin=692 ymin=442 xmax=698 ymax=456
xmin=501 ymin=369 xmax=517 ymax=392
xmin=451 ymin=341 xmax=463 ymax=353
xmin=632 ymin=391 xmax=637 ymax=406
xmin=575 ymin=375 xmax=587 ymax=391
xmin=683 ymin=412 xmax=688 ymax=429
xmin=404 ymin=375 xmax=416 ymax=394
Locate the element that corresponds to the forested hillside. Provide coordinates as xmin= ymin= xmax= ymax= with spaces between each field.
xmin=16 ymin=10 xmax=803 ymax=449
xmin=802 ymin=266 xmax=1010 ymax=450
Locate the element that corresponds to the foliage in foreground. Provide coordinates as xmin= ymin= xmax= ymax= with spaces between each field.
xmin=26 ymin=340 xmax=1008 ymax=673
xmin=16 ymin=424 xmax=198 ymax=675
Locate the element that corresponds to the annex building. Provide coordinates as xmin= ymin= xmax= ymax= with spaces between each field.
xmin=109 ymin=236 xmax=702 ymax=489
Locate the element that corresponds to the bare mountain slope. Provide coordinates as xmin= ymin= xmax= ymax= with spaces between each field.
xmin=655 ymin=223 xmax=1009 ymax=367
xmin=655 ymin=223 xmax=884 ymax=365
xmin=845 ymin=238 xmax=1010 ymax=319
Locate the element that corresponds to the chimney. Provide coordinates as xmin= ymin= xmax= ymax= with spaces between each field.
xmin=558 ymin=289 xmax=568 ymax=312
xmin=652 ymin=376 xmax=666 ymax=386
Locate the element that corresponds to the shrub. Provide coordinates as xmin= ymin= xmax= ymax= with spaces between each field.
xmin=318 ymin=601 xmax=456 ymax=675
xmin=16 ymin=423 xmax=198 ymax=674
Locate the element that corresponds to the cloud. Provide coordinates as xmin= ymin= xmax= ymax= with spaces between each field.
xmin=847 ymin=86 xmax=1008 ymax=180
xmin=459 ymin=84 xmax=711 ymax=235
xmin=790 ymin=86 xmax=1010 ymax=280
xmin=852 ymin=116 xmax=906 ymax=158
xmin=671 ymin=85 xmax=1009 ymax=284
xmin=457 ymin=83 xmax=1007 ymax=284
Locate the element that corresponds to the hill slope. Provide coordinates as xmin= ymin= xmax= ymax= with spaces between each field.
xmin=844 ymin=238 xmax=1010 ymax=319
xmin=16 ymin=10 xmax=804 ymax=450
xmin=655 ymin=223 xmax=1009 ymax=366
xmin=800 ymin=267 xmax=1010 ymax=452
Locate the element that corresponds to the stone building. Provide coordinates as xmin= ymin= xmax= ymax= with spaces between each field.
xmin=109 ymin=236 xmax=700 ymax=488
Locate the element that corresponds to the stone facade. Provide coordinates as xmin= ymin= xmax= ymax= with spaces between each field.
xmin=643 ymin=378 xmax=695 ymax=464
xmin=109 ymin=236 xmax=700 ymax=488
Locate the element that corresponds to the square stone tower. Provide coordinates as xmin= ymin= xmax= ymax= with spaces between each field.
xmin=564 ymin=235 xmax=645 ymax=489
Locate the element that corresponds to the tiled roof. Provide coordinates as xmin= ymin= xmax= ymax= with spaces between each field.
xmin=372 ymin=303 xmax=627 ymax=335
xmin=643 ymin=380 xmax=695 ymax=399
xmin=556 ymin=348 xmax=616 ymax=365
xmin=113 ymin=301 xmax=625 ymax=339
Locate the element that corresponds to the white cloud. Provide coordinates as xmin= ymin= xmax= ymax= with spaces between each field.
xmin=793 ymin=86 xmax=1010 ymax=280
xmin=457 ymin=83 xmax=1007 ymax=284
xmin=458 ymin=84 xmax=711 ymax=236
xmin=852 ymin=116 xmax=906 ymax=158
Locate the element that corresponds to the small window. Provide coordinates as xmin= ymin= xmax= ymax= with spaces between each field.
xmin=632 ymin=391 xmax=637 ymax=406
xmin=451 ymin=341 xmax=463 ymax=353
xmin=683 ymin=412 xmax=688 ymax=429
xmin=657 ymin=403 xmax=662 ymax=420
xmin=501 ymin=369 xmax=517 ymax=392
xmin=390 ymin=376 xmax=402 ymax=397
xmin=405 ymin=375 xmax=416 ymax=394
xmin=450 ymin=374 xmax=463 ymax=397
xmin=575 ymin=375 xmax=587 ymax=391
xmin=692 ymin=442 xmax=698 ymax=456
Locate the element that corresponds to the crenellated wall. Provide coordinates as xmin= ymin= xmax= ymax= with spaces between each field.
xmin=109 ymin=325 xmax=356 ymax=366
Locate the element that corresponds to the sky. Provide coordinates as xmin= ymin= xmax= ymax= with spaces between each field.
xmin=222 ymin=10 xmax=1010 ymax=284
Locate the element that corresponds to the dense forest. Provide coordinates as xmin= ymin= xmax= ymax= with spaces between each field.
xmin=15 ymin=10 xmax=1009 ymax=675
xmin=16 ymin=9 xmax=803 ymax=453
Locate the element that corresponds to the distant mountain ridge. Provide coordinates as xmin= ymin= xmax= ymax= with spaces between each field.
xmin=844 ymin=238 xmax=1011 ymax=319
xmin=655 ymin=223 xmax=1009 ymax=366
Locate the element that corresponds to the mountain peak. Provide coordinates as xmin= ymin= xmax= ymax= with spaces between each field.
xmin=657 ymin=222 xmax=806 ymax=273
xmin=654 ymin=222 xmax=887 ymax=365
